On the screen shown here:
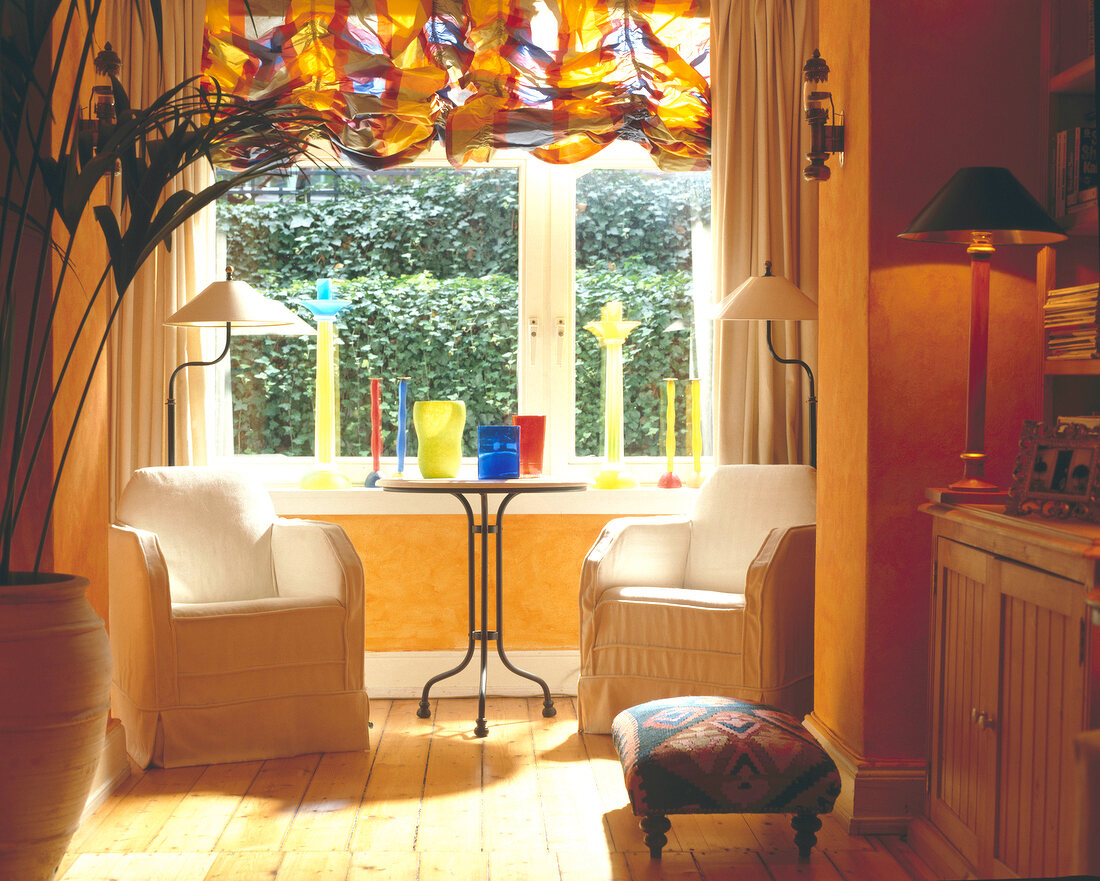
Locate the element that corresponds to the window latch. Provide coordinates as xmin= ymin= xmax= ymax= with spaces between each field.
xmin=556 ymin=317 xmax=566 ymax=366
xmin=528 ymin=317 xmax=538 ymax=366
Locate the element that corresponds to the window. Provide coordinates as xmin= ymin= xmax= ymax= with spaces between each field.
xmin=210 ymin=142 xmax=712 ymax=480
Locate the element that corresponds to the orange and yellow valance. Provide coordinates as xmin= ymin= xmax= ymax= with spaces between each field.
xmin=201 ymin=0 xmax=710 ymax=170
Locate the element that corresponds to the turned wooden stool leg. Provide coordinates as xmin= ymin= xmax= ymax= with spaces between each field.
xmin=791 ymin=810 xmax=822 ymax=860
xmin=640 ymin=814 xmax=672 ymax=859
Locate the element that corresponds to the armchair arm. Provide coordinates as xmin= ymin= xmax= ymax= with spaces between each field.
xmin=108 ymin=524 xmax=179 ymax=707
xmin=740 ymin=524 xmax=816 ymax=696
xmin=580 ymin=515 xmax=691 ymax=600
xmin=271 ymin=518 xmax=363 ymax=603
xmin=271 ymin=518 xmax=365 ymax=691
xmin=580 ymin=515 xmax=691 ymax=665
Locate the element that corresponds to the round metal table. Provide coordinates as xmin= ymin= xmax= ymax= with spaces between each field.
xmin=379 ymin=476 xmax=587 ymax=736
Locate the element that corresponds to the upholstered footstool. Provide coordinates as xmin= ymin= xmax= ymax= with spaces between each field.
xmin=611 ymin=696 xmax=841 ymax=860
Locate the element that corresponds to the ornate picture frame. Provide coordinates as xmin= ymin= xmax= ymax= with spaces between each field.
xmin=1006 ymin=420 xmax=1100 ymax=522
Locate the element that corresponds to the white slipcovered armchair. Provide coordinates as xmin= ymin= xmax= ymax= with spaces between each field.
xmin=578 ymin=464 xmax=816 ymax=733
xmin=109 ymin=467 xmax=370 ymax=768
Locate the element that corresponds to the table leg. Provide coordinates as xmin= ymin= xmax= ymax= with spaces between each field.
xmin=417 ymin=493 xmax=478 ymax=720
xmin=493 ymin=494 xmax=556 ymax=718
xmin=475 ymin=493 xmax=489 ymax=737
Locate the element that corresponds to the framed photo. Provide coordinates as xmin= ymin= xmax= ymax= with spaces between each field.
xmin=1006 ymin=420 xmax=1100 ymax=522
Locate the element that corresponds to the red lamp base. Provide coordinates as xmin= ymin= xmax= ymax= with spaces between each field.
xmin=925 ymin=486 xmax=1009 ymax=506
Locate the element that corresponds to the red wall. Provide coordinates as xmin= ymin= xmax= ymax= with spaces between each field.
xmin=816 ymin=0 xmax=1052 ymax=762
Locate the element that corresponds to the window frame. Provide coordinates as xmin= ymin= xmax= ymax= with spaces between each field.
xmin=207 ymin=142 xmax=714 ymax=484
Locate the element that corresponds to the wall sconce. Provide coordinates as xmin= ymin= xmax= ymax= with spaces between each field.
xmin=802 ymin=49 xmax=845 ymax=182
xmin=77 ymin=43 xmax=121 ymax=170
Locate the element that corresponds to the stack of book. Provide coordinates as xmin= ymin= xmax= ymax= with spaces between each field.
xmin=1044 ymin=281 xmax=1100 ymax=360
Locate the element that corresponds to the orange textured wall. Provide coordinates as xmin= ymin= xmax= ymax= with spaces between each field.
xmin=816 ymin=0 xmax=1047 ymax=761
xmin=49 ymin=12 xmax=111 ymax=619
xmin=308 ymin=514 xmax=611 ymax=650
xmin=815 ymin=0 xmax=870 ymax=757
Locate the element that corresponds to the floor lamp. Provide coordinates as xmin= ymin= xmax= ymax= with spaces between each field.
xmin=899 ymin=167 xmax=1066 ymax=500
xmin=714 ymin=262 xmax=819 ymax=467
xmin=164 ymin=268 xmax=314 ymax=466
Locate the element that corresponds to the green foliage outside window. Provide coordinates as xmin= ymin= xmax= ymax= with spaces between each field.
xmin=219 ymin=167 xmax=707 ymax=459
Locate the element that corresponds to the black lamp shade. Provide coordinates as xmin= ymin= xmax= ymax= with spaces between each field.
xmin=899 ymin=166 xmax=1067 ymax=245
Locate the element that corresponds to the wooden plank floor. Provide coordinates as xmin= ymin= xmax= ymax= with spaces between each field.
xmin=59 ymin=698 xmax=941 ymax=881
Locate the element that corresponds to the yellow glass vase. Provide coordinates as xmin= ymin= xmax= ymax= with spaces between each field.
xmin=413 ymin=401 xmax=466 ymax=478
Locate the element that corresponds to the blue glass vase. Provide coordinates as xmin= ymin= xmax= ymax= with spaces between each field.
xmin=477 ymin=425 xmax=520 ymax=479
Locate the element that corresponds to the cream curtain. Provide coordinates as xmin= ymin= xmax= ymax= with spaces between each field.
xmin=711 ymin=0 xmax=818 ymax=465
xmin=108 ymin=0 xmax=215 ymax=505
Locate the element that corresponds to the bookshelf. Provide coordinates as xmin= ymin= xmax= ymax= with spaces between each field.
xmin=1040 ymin=1 xmax=1097 ymax=234
xmin=1037 ymin=0 xmax=1099 ymax=425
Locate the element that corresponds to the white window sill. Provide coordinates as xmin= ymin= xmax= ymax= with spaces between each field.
xmin=270 ymin=485 xmax=698 ymax=516
xmin=219 ymin=455 xmax=705 ymax=516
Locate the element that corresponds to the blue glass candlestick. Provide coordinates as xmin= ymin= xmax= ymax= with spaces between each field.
xmin=394 ymin=377 xmax=409 ymax=477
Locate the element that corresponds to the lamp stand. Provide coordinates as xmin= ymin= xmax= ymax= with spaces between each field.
xmin=166 ymin=322 xmax=232 ymax=466
xmin=949 ymin=237 xmax=1001 ymax=495
xmin=766 ymin=321 xmax=817 ymax=468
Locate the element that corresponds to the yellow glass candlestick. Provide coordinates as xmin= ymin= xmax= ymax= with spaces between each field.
xmin=300 ymin=279 xmax=352 ymax=489
xmin=658 ymin=378 xmax=682 ymax=488
xmin=583 ymin=301 xmax=639 ymax=489
xmin=685 ymin=376 xmax=705 ymax=488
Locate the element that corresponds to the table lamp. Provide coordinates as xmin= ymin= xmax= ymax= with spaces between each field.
xmin=164 ymin=267 xmax=313 ymax=465
xmin=899 ymin=166 xmax=1066 ymax=499
xmin=714 ymin=262 xmax=819 ymax=467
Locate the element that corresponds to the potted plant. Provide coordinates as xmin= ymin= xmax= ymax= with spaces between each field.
xmin=0 ymin=1 xmax=323 ymax=876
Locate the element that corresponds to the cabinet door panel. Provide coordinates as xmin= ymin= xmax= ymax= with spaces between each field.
xmin=929 ymin=538 xmax=989 ymax=866
xmin=992 ymin=558 xmax=1085 ymax=878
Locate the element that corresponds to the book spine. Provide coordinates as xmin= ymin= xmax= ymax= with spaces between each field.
xmin=1079 ymin=122 xmax=1097 ymax=205
xmin=1068 ymin=127 xmax=1080 ymax=207
xmin=1055 ymin=129 xmax=1067 ymax=217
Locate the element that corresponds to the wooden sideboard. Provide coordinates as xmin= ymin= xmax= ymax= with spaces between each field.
xmin=911 ymin=502 xmax=1099 ymax=878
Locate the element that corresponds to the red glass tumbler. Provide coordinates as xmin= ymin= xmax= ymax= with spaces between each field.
xmin=511 ymin=415 xmax=546 ymax=477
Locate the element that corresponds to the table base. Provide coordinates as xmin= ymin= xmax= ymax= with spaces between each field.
xmin=415 ymin=491 xmax=557 ymax=736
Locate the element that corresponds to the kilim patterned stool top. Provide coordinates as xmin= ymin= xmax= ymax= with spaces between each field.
xmin=611 ymin=696 xmax=841 ymax=860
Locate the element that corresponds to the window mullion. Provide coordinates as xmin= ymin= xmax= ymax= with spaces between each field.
xmin=545 ymin=165 xmax=576 ymax=475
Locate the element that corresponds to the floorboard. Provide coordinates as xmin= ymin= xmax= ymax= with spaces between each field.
xmin=60 ymin=698 xmax=940 ymax=881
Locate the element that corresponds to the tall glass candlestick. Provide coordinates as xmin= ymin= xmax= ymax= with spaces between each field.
xmin=685 ymin=376 xmax=705 ymax=487
xmin=365 ymin=377 xmax=383 ymax=487
xmin=583 ymin=301 xmax=640 ymax=489
xmin=658 ymin=378 xmax=682 ymax=488
xmin=394 ymin=377 xmax=409 ymax=477
xmin=299 ymin=278 xmax=353 ymax=489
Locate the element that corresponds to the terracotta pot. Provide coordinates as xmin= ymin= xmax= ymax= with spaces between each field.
xmin=0 ymin=573 xmax=112 ymax=880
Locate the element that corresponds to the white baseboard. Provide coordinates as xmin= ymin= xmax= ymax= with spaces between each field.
xmin=364 ymin=650 xmax=580 ymax=699
xmin=803 ymin=713 xmax=926 ymax=835
xmin=83 ymin=718 xmax=131 ymax=819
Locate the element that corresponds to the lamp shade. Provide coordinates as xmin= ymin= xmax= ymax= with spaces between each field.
xmin=714 ymin=270 xmax=819 ymax=321
xmin=165 ymin=278 xmax=306 ymax=328
xmin=233 ymin=312 xmax=317 ymax=336
xmin=898 ymin=166 xmax=1067 ymax=245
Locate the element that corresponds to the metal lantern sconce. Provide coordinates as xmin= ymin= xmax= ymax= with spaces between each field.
xmin=77 ymin=43 xmax=121 ymax=169
xmin=802 ymin=49 xmax=845 ymax=182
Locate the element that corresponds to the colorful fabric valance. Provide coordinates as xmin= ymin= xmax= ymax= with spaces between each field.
xmin=201 ymin=0 xmax=710 ymax=170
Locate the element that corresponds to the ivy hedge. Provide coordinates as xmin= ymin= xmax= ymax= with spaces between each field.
xmin=220 ymin=166 xmax=707 ymax=459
